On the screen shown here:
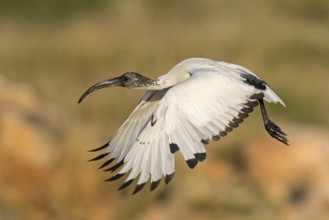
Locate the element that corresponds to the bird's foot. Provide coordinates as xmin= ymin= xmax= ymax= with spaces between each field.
xmin=265 ymin=120 xmax=289 ymax=145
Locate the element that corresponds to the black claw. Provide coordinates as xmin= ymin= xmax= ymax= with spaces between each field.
xmin=265 ymin=120 xmax=289 ymax=145
xmin=259 ymin=99 xmax=288 ymax=146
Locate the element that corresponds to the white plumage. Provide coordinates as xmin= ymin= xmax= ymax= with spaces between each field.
xmin=79 ymin=58 xmax=288 ymax=194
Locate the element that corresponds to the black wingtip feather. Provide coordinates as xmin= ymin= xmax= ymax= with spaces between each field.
xmin=103 ymin=160 xmax=124 ymax=172
xmin=98 ymin=158 xmax=115 ymax=169
xmin=228 ymin=121 xmax=239 ymax=128
xmin=118 ymin=179 xmax=134 ymax=191
xmin=88 ymin=153 xmax=109 ymax=162
xmin=232 ymin=117 xmax=243 ymax=124
xmin=165 ymin=173 xmax=175 ymax=185
xmin=201 ymin=139 xmax=209 ymax=145
xmin=132 ymin=183 xmax=146 ymax=195
xmin=150 ymin=179 xmax=161 ymax=191
xmin=241 ymin=107 xmax=253 ymax=114
xmin=242 ymin=74 xmax=267 ymax=90
xmin=250 ymin=93 xmax=264 ymax=100
xmin=151 ymin=114 xmax=157 ymax=127
xmin=246 ymin=100 xmax=259 ymax=107
xmin=169 ymin=143 xmax=179 ymax=153
xmin=238 ymin=112 xmax=249 ymax=119
xmin=195 ymin=152 xmax=207 ymax=162
xmin=186 ymin=158 xmax=198 ymax=169
xmin=219 ymin=131 xmax=227 ymax=137
xmin=88 ymin=143 xmax=109 ymax=152
xmin=212 ymin=135 xmax=220 ymax=141
xmin=105 ymin=173 xmax=125 ymax=182
xmin=225 ymin=126 xmax=233 ymax=132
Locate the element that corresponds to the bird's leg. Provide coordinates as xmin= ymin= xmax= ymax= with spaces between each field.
xmin=258 ymin=99 xmax=289 ymax=145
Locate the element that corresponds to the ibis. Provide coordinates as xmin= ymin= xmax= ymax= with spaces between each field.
xmin=78 ymin=58 xmax=288 ymax=194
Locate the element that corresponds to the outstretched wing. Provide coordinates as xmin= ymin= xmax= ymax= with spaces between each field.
xmin=91 ymin=68 xmax=269 ymax=194
xmin=88 ymin=89 xmax=168 ymax=174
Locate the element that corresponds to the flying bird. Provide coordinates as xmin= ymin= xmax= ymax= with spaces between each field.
xmin=78 ymin=58 xmax=288 ymax=194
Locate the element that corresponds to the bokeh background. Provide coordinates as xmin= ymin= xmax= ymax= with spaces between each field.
xmin=1 ymin=0 xmax=329 ymax=219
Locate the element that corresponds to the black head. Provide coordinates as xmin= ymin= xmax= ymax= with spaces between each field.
xmin=78 ymin=72 xmax=155 ymax=103
xmin=120 ymin=72 xmax=152 ymax=88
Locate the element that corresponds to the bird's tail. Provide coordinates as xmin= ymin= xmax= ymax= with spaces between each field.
xmin=263 ymin=85 xmax=286 ymax=107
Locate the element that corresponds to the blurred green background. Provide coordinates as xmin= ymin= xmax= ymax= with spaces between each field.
xmin=1 ymin=0 xmax=329 ymax=219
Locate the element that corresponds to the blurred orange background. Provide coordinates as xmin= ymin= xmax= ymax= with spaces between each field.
xmin=1 ymin=0 xmax=329 ymax=219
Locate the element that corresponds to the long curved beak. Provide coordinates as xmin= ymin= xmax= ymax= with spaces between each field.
xmin=78 ymin=77 xmax=124 ymax=103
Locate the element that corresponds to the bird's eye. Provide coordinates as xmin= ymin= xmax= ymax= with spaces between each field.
xmin=123 ymin=75 xmax=129 ymax=81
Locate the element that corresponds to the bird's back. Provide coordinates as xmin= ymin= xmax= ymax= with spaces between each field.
xmin=157 ymin=58 xmax=285 ymax=106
